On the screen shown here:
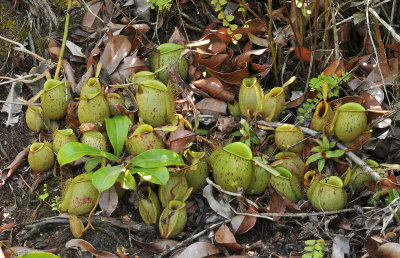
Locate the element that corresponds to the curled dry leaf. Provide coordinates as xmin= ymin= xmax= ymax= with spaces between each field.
xmin=109 ymin=56 xmax=148 ymax=84
xmin=99 ymin=186 xmax=119 ymax=217
xmin=231 ymin=205 xmax=258 ymax=235
xmin=215 ymin=224 xmax=242 ymax=252
xmin=172 ymin=242 xmax=220 ymax=258
xmin=69 ymin=214 xmax=84 ymax=238
xmin=202 ymin=185 xmax=233 ymax=219
xmin=360 ymin=93 xmax=386 ymax=121
xmin=205 ymin=65 xmax=249 ymax=85
xmin=377 ymin=242 xmax=400 ymax=258
xmin=167 ymin=129 xmax=197 ymax=153
xmin=217 ymin=116 xmax=239 ymax=133
xmin=0 ymin=222 xmax=16 ymax=233
xmin=196 ymin=98 xmax=227 ymax=116
xmin=3 ymin=247 xmax=57 ymax=257
xmin=66 ymin=239 xmax=118 ymax=258
xmin=365 ymin=237 xmax=380 ymax=258
xmin=79 ymin=122 xmax=99 ymax=133
xmin=81 ymin=1 xmax=103 ymax=30
xmin=66 ymin=101 xmax=80 ymax=129
xmin=100 ymin=35 xmax=132 ymax=75
xmin=258 ymin=189 xmax=286 ymax=221
xmin=192 ymin=78 xmax=234 ymax=102
xmin=366 ymin=58 xmax=398 ymax=85
xmin=0 ymin=148 xmax=28 ymax=180
xmin=169 ymin=26 xmax=186 ymax=46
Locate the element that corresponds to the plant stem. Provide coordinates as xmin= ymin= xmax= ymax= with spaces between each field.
xmin=54 ymin=0 xmax=73 ymax=80
xmin=268 ymin=0 xmax=279 ymax=85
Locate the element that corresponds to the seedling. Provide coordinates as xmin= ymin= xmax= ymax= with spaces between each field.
xmin=303 ymin=239 xmax=326 ymax=258
xmin=232 ymin=119 xmax=260 ymax=147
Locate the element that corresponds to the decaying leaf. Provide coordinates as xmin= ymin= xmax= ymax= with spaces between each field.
xmin=192 ymin=78 xmax=234 ymax=102
xmin=215 ymin=224 xmax=242 ymax=252
xmin=231 ymin=205 xmax=258 ymax=235
xmin=99 ymin=185 xmax=119 ymax=217
xmin=132 ymin=239 xmax=179 ymax=253
xmin=65 ymin=239 xmax=118 ymax=257
xmin=172 ymin=242 xmax=220 ymax=258
xmin=100 ymin=35 xmax=132 ymax=75
xmin=202 ymin=185 xmax=234 ymax=219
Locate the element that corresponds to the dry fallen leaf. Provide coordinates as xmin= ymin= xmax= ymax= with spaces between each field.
xmin=167 ymin=129 xmax=197 ymax=153
xmin=231 ymin=205 xmax=258 ymax=235
xmin=202 ymin=185 xmax=233 ymax=219
xmin=172 ymin=242 xmax=220 ymax=258
xmin=65 ymin=239 xmax=118 ymax=257
xmin=100 ymin=35 xmax=132 ymax=75
xmin=215 ymin=224 xmax=242 ymax=252
xmin=99 ymin=185 xmax=119 ymax=217
xmin=192 ymin=78 xmax=234 ymax=102
xmin=132 ymin=239 xmax=179 ymax=253
xmin=196 ymin=98 xmax=227 ymax=115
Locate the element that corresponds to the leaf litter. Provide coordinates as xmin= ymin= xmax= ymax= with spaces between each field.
xmin=2 ymin=0 xmax=400 ymax=257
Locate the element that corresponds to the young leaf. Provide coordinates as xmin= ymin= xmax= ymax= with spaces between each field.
xmin=325 ymin=150 xmax=345 ymax=159
xmin=129 ymin=167 xmax=169 ymax=186
xmin=253 ymin=158 xmax=280 ymax=176
xmin=116 ymin=171 xmax=136 ymax=190
xmin=226 ymin=15 xmax=235 ymax=22
xmin=127 ymin=148 xmax=185 ymax=168
xmin=58 ymin=142 xmax=119 ymax=166
xmin=84 ymin=157 xmax=102 ymax=172
xmin=105 ymin=115 xmax=130 ymax=157
xmin=305 ymin=153 xmax=323 ymax=165
xmin=305 ymin=240 xmax=316 ymax=245
xmin=322 ymin=136 xmax=330 ymax=151
xmin=92 ymin=165 xmax=125 ymax=192
xmin=232 ymin=130 xmax=242 ymax=137
xmin=310 ymin=146 xmax=322 ymax=153
xmin=318 ymin=159 xmax=325 ymax=172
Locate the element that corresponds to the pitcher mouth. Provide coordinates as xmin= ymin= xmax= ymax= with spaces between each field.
xmin=320 ymin=176 xmax=343 ymax=188
xmin=242 ymin=77 xmax=258 ymax=88
xmin=315 ymin=101 xmax=329 ymax=118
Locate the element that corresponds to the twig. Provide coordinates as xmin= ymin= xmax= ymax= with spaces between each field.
xmin=77 ymin=0 xmax=105 ymax=24
xmin=206 ymin=177 xmax=242 ymax=197
xmin=234 ymin=207 xmax=376 ymax=218
xmin=0 ymin=100 xmax=39 ymax=106
xmin=331 ymin=4 xmax=339 ymax=59
xmin=369 ymin=7 xmax=400 ymax=43
xmin=365 ymin=1 xmax=391 ymax=107
xmin=0 ymin=72 xmax=47 ymax=86
xmin=0 ymin=35 xmax=45 ymax=62
xmin=155 ymin=220 xmax=230 ymax=258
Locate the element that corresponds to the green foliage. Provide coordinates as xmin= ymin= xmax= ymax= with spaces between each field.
xmin=302 ymin=239 xmax=326 ymax=258
xmin=297 ymin=72 xmax=350 ymax=124
xmin=232 ymin=119 xmax=260 ymax=147
xmin=39 ymin=184 xmax=61 ymax=211
xmin=369 ymin=188 xmax=400 ymax=217
xmin=211 ymin=0 xmax=246 ymax=43
xmin=147 ymin=0 xmax=173 ymax=11
xmin=309 ymin=72 xmax=350 ymax=98
xmin=57 ymin=115 xmax=186 ymax=193
xmin=305 ymin=134 xmax=344 ymax=172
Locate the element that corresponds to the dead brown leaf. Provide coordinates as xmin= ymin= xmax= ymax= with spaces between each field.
xmin=215 ymin=224 xmax=242 ymax=252
xmin=172 ymin=242 xmax=220 ymax=258
xmin=169 ymin=27 xmax=186 ymax=46
xmin=192 ymin=78 xmax=234 ymax=102
xmin=0 ymin=148 xmax=28 ymax=180
xmin=366 ymin=58 xmax=398 ymax=84
xmin=65 ymin=239 xmax=118 ymax=257
xmin=81 ymin=2 xmax=103 ymax=31
xmin=65 ymin=101 xmax=80 ymax=128
xmin=167 ymin=129 xmax=197 ymax=153
xmin=360 ymin=93 xmax=386 ymax=121
xmin=196 ymin=98 xmax=227 ymax=115
xmin=132 ymin=239 xmax=179 ymax=253
xmin=109 ymin=56 xmax=148 ymax=84
xmin=259 ymin=188 xmax=286 ymax=221
xmin=231 ymin=205 xmax=258 ymax=235
xmin=365 ymin=236 xmax=379 ymax=258
xmin=100 ymin=35 xmax=132 ymax=75
xmin=99 ymin=186 xmax=118 ymax=217
xmin=0 ymin=222 xmax=16 ymax=233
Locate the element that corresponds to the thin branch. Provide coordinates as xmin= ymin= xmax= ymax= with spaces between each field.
xmin=0 ymin=35 xmax=45 ymax=62
xmin=369 ymin=7 xmax=400 ymax=43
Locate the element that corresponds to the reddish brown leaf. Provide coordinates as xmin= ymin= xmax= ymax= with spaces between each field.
xmin=167 ymin=129 xmax=197 ymax=153
xmin=360 ymin=93 xmax=386 ymax=121
xmin=215 ymin=224 xmax=242 ymax=252
xmin=259 ymin=189 xmax=286 ymax=221
xmin=205 ymin=65 xmax=249 ymax=85
xmin=231 ymin=205 xmax=258 ymax=235
xmin=196 ymin=98 xmax=227 ymax=115
xmin=329 ymin=96 xmax=364 ymax=110
xmin=65 ymin=101 xmax=80 ymax=129
xmin=338 ymin=218 xmax=353 ymax=230
xmin=217 ymin=116 xmax=239 ymax=133
xmin=1 ymin=149 xmax=28 ymax=180
xmin=62 ymin=59 xmax=77 ymax=92
xmin=194 ymin=53 xmax=229 ymax=71
xmin=0 ymin=222 xmax=16 ymax=233
xmin=79 ymin=123 xmax=99 ymax=133
xmin=66 ymin=239 xmax=117 ymax=257
xmin=172 ymin=242 xmax=220 ymax=258
xmin=192 ymin=78 xmax=234 ymax=102
xmin=365 ymin=237 xmax=379 ymax=258
xmin=100 ymin=35 xmax=132 ymax=75
xmin=169 ymin=27 xmax=186 ymax=46
xmin=366 ymin=58 xmax=398 ymax=84
xmin=286 ymin=95 xmax=305 ymax=109
xmin=294 ymin=45 xmax=312 ymax=63
xmin=323 ymin=59 xmax=340 ymax=77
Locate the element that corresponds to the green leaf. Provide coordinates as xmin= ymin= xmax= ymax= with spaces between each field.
xmin=318 ymin=159 xmax=325 ymax=172
xmin=92 ymin=165 xmax=125 ymax=192
xmin=232 ymin=130 xmax=242 ymax=136
xmin=298 ymin=108 xmax=306 ymax=113
xmin=129 ymin=167 xmax=169 ymax=186
xmin=305 ymin=153 xmax=323 ymax=165
xmin=310 ymin=146 xmax=322 ymax=153
xmin=58 ymin=142 xmax=119 ymax=166
xmin=302 ymin=253 xmax=313 ymax=258
xmin=253 ymin=158 xmax=280 ymax=176
xmin=234 ymin=34 xmax=242 ymax=40
xmin=325 ymin=150 xmax=345 ymax=159
xmin=304 ymin=246 xmax=315 ymax=252
xmin=305 ymin=240 xmax=316 ymax=245
xmin=240 ymin=128 xmax=249 ymax=137
xmin=105 ymin=115 xmax=130 ymax=157
xmin=218 ymin=12 xmax=225 ymax=19
xmin=116 ymin=171 xmax=136 ymax=190
xmin=322 ymin=136 xmax=330 ymax=150
xmin=230 ymin=24 xmax=238 ymax=31
xmin=251 ymin=135 xmax=260 ymax=144
xmin=17 ymin=252 xmax=60 ymax=258
xmin=215 ymin=4 xmax=222 ymax=11
xmin=220 ymin=0 xmax=227 ymax=5
xmin=329 ymin=141 xmax=337 ymax=149
xmin=223 ymin=20 xmax=229 ymax=26
xmin=84 ymin=157 xmax=102 ymax=172
xmin=226 ymin=15 xmax=235 ymax=22
xmin=127 ymin=148 xmax=185 ymax=168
